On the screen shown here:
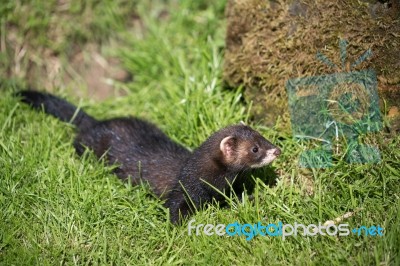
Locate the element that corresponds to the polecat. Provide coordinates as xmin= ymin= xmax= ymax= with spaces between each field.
xmin=17 ymin=90 xmax=281 ymax=224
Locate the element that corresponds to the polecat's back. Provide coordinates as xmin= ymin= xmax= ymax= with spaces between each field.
xmin=74 ymin=117 xmax=191 ymax=196
xmin=17 ymin=90 xmax=191 ymax=197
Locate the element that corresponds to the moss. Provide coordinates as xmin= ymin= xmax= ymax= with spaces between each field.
xmin=224 ymin=0 xmax=400 ymax=131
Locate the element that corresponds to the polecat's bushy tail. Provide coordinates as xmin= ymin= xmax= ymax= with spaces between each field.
xmin=16 ymin=90 xmax=97 ymax=129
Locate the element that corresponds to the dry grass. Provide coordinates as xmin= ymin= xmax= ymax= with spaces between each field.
xmin=223 ymin=0 xmax=400 ymax=131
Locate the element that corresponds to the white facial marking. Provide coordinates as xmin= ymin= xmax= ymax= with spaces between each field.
xmin=251 ymin=148 xmax=279 ymax=168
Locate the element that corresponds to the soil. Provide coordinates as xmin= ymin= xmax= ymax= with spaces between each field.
xmin=224 ymin=0 xmax=400 ymax=132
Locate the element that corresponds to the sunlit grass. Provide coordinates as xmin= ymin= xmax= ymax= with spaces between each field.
xmin=0 ymin=0 xmax=399 ymax=265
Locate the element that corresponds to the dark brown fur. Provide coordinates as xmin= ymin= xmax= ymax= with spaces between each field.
xmin=17 ymin=90 xmax=281 ymax=224
xmin=165 ymin=125 xmax=281 ymax=223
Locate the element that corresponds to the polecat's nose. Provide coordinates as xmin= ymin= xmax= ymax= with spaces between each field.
xmin=273 ymin=148 xmax=281 ymax=156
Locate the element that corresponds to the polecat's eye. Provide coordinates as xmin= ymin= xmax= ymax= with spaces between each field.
xmin=252 ymin=147 xmax=258 ymax=153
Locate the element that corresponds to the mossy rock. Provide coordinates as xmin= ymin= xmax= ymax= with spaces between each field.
xmin=224 ymin=0 xmax=400 ymax=132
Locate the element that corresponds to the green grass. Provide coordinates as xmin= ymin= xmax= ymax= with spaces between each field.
xmin=1 ymin=0 xmax=400 ymax=265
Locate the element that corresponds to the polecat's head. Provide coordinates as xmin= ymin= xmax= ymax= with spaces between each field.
xmin=218 ymin=124 xmax=281 ymax=170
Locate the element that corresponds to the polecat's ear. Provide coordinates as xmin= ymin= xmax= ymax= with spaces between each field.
xmin=220 ymin=136 xmax=236 ymax=159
